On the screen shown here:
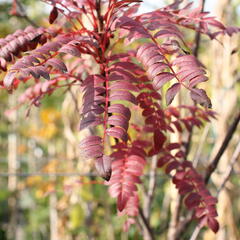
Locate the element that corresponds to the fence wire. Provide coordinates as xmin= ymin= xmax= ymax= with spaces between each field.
xmin=0 ymin=172 xmax=98 ymax=177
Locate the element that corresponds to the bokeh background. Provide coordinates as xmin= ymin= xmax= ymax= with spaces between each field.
xmin=0 ymin=0 xmax=239 ymax=239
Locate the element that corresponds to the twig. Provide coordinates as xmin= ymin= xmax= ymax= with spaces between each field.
xmin=20 ymin=15 xmax=39 ymax=28
xmin=193 ymin=0 xmax=206 ymax=57
xmin=13 ymin=0 xmax=39 ymax=27
xmin=140 ymin=156 xmax=157 ymax=240
xmin=167 ymin=194 xmax=182 ymax=240
xmin=189 ymin=224 xmax=203 ymax=240
xmin=143 ymin=155 xmax=158 ymax=220
xmin=138 ymin=207 xmax=156 ymax=240
xmin=204 ymin=111 xmax=240 ymax=184
xmin=217 ymin=140 xmax=240 ymax=195
xmin=193 ymin=124 xmax=210 ymax=167
xmin=173 ymin=213 xmax=192 ymax=240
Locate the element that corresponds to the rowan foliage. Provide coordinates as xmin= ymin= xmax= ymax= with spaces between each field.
xmin=0 ymin=0 xmax=239 ymax=234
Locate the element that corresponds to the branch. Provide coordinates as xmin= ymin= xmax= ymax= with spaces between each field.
xmin=11 ymin=0 xmax=39 ymax=27
xmin=189 ymin=224 xmax=203 ymax=240
xmin=138 ymin=207 xmax=156 ymax=240
xmin=143 ymin=155 xmax=158 ymax=219
xmin=193 ymin=124 xmax=210 ymax=167
xmin=217 ymin=140 xmax=240 ymax=195
xmin=193 ymin=0 xmax=206 ymax=57
xmin=204 ymin=110 xmax=240 ymax=184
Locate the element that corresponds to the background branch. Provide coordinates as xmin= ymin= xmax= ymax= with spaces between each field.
xmin=204 ymin=111 xmax=240 ymax=184
xmin=217 ymin=140 xmax=240 ymax=195
xmin=138 ymin=207 xmax=156 ymax=240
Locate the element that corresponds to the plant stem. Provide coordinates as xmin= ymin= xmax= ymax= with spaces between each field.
xmin=217 ymin=140 xmax=240 ymax=195
xmin=139 ymin=207 xmax=156 ymax=240
xmin=204 ymin=111 xmax=240 ymax=184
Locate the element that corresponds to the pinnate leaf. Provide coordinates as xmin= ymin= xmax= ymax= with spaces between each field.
xmin=3 ymin=71 xmax=15 ymax=88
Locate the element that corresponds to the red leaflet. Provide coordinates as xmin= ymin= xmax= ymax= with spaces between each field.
xmin=153 ymin=72 xmax=175 ymax=90
xmin=80 ymin=115 xmax=103 ymax=130
xmin=190 ymin=88 xmax=212 ymax=108
xmin=59 ymin=42 xmax=82 ymax=57
xmin=154 ymin=29 xmax=183 ymax=40
xmin=3 ymin=71 xmax=15 ymax=88
xmin=157 ymin=154 xmax=173 ymax=168
xmin=107 ymin=115 xmax=129 ymax=131
xmin=165 ymin=160 xmax=180 ymax=174
xmin=46 ymin=58 xmax=67 ymax=73
xmin=95 ymin=155 xmax=112 ymax=181
xmin=166 ymin=83 xmax=181 ymax=105
xmin=147 ymin=62 xmax=168 ymax=78
xmin=108 ymin=104 xmax=131 ymax=120
xmin=153 ymin=129 xmax=166 ymax=152
xmin=166 ymin=143 xmax=181 ymax=151
xmin=79 ymin=136 xmax=103 ymax=158
xmin=49 ymin=7 xmax=58 ymax=24
xmin=207 ymin=217 xmax=219 ymax=233
xmin=106 ymin=126 xmax=128 ymax=142
xmin=110 ymin=81 xmax=139 ymax=92
xmin=109 ymin=90 xmax=137 ymax=104
xmin=184 ymin=192 xmax=201 ymax=209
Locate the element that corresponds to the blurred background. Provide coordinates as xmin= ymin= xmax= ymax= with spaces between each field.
xmin=0 ymin=0 xmax=239 ymax=239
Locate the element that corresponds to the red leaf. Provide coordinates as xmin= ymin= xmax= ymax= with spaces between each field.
xmin=190 ymin=88 xmax=212 ymax=108
xmin=79 ymin=135 xmax=103 ymax=159
xmin=157 ymin=154 xmax=173 ymax=168
xmin=154 ymin=29 xmax=183 ymax=39
xmin=165 ymin=160 xmax=179 ymax=174
xmin=107 ymin=114 xmax=129 ymax=131
xmin=108 ymin=104 xmax=131 ymax=120
xmin=184 ymin=193 xmax=201 ymax=209
xmin=46 ymin=58 xmax=67 ymax=72
xmin=106 ymin=126 xmax=128 ymax=141
xmin=207 ymin=217 xmax=219 ymax=233
xmin=110 ymin=81 xmax=138 ymax=91
xmin=153 ymin=72 xmax=175 ymax=90
xmin=153 ymin=129 xmax=166 ymax=152
xmin=49 ymin=7 xmax=58 ymax=24
xmin=3 ymin=71 xmax=15 ymax=88
xmin=172 ymin=121 xmax=183 ymax=132
xmin=166 ymin=143 xmax=181 ymax=151
xmin=178 ymin=182 xmax=194 ymax=195
xmin=189 ymin=75 xmax=208 ymax=87
xmin=79 ymin=136 xmax=102 ymax=147
xmin=110 ymin=90 xmax=136 ymax=104
xmin=59 ymin=43 xmax=81 ymax=57
xmin=147 ymin=62 xmax=168 ymax=78
xmin=166 ymin=83 xmax=181 ymax=105
xmin=95 ymin=155 xmax=112 ymax=181
xmin=195 ymin=207 xmax=207 ymax=218
xmin=80 ymin=115 xmax=103 ymax=130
